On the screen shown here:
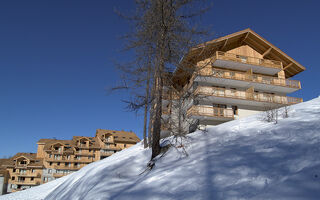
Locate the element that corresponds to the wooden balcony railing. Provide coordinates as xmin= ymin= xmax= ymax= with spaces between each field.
xmin=194 ymin=86 xmax=303 ymax=105
xmin=53 ymin=173 xmax=70 ymax=177
xmin=100 ymin=152 xmax=113 ymax=156
xmin=187 ymin=105 xmax=234 ymax=119
xmin=162 ymin=91 xmax=180 ymax=101
xmin=16 ymin=173 xmax=41 ymax=178
xmin=199 ymin=68 xmax=301 ymax=89
xmin=215 ymin=51 xmax=283 ymax=69
xmin=51 ymin=165 xmax=81 ymax=169
xmin=15 ymin=180 xmax=39 ymax=185
xmin=75 ymin=152 xmax=95 ymax=156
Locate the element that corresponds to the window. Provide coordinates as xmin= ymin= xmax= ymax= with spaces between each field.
xmin=49 ymin=162 xmax=52 ymax=166
xmin=48 ymin=169 xmax=52 ymax=174
xmin=20 ymin=160 xmax=27 ymax=165
xmin=124 ymin=144 xmax=127 ymax=148
xmin=57 ymin=162 xmax=60 ymax=166
xmin=18 ymin=177 xmax=25 ymax=182
xmin=13 ymin=169 xmax=16 ymax=173
xmin=237 ymin=55 xmax=247 ymax=63
xmin=31 ymin=169 xmax=35 ymax=173
xmin=12 ymin=176 xmax=15 ymax=180
xmin=54 ymin=155 xmax=61 ymax=160
xmin=31 ymin=177 xmax=34 ymax=181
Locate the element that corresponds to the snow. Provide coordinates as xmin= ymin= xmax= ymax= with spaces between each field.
xmin=1 ymin=97 xmax=320 ymax=200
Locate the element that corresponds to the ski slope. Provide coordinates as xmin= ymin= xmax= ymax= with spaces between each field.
xmin=1 ymin=97 xmax=320 ymax=200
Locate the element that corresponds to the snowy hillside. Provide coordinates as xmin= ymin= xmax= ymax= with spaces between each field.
xmin=1 ymin=97 xmax=320 ymax=200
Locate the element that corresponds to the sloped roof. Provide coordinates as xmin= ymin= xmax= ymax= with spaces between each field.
xmin=0 ymin=158 xmax=10 ymax=170
xmin=38 ymin=139 xmax=76 ymax=151
xmin=12 ymin=152 xmax=37 ymax=160
xmin=182 ymin=28 xmax=305 ymax=78
xmin=96 ymin=129 xmax=140 ymax=143
xmin=72 ymin=136 xmax=101 ymax=148
xmin=4 ymin=153 xmax=44 ymax=168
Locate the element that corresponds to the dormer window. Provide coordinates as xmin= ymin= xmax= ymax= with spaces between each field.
xmin=20 ymin=160 xmax=27 ymax=165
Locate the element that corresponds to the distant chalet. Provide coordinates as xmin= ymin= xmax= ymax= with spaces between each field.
xmin=0 ymin=129 xmax=140 ymax=194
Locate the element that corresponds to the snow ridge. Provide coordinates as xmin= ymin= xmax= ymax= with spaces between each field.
xmin=1 ymin=97 xmax=320 ymax=200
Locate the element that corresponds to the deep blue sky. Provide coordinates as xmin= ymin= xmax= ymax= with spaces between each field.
xmin=0 ymin=0 xmax=319 ymax=158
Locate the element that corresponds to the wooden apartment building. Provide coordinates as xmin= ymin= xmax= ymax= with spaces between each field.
xmin=161 ymin=28 xmax=305 ymax=135
xmin=0 ymin=129 xmax=140 ymax=194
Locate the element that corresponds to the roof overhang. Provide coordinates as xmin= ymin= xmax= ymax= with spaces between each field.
xmin=180 ymin=28 xmax=305 ymax=78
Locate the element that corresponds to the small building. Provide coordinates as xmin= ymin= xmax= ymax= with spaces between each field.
xmin=3 ymin=153 xmax=43 ymax=193
xmin=0 ymin=129 xmax=140 ymax=194
xmin=0 ymin=159 xmax=10 ymax=195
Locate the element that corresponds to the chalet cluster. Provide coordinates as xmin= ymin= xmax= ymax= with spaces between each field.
xmin=161 ymin=29 xmax=305 ymax=136
xmin=0 ymin=129 xmax=140 ymax=194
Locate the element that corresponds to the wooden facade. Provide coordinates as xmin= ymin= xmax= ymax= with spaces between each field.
xmin=161 ymin=29 xmax=305 ymax=135
xmin=0 ymin=129 xmax=140 ymax=194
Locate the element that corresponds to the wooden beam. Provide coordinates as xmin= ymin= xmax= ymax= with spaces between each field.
xmin=240 ymin=32 xmax=250 ymax=46
xmin=262 ymin=47 xmax=272 ymax=58
xmin=244 ymin=37 xmax=266 ymax=52
xmin=283 ymin=63 xmax=293 ymax=71
xmin=220 ymin=39 xmax=228 ymax=51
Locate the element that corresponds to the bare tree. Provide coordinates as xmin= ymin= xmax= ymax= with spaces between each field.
xmin=116 ymin=0 xmax=210 ymax=161
xmin=282 ymin=104 xmax=290 ymax=118
xmin=262 ymin=104 xmax=279 ymax=124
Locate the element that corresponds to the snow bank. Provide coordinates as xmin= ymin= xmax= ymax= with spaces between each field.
xmin=1 ymin=97 xmax=320 ymax=200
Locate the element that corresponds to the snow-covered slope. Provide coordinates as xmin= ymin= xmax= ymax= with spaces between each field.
xmin=2 ymin=97 xmax=320 ymax=200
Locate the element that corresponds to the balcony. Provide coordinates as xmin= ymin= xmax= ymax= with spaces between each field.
xmin=187 ymin=105 xmax=234 ymax=122
xmin=15 ymin=180 xmax=39 ymax=186
xmin=75 ymin=152 xmax=95 ymax=156
xmin=53 ymin=173 xmax=67 ymax=178
xmin=162 ymin=91 xmax=180 ymax=105
xmin=45 ymin=150 xmax=64 ymax=154
xmin=195 ymin=67 xmax=301 ymax=93
xmin=102 ymin=146 xmax=120 ymax=151
xmin=16 ymin=173 xmax=41 ymax=178
xmin=100 ymin=152 xmax=113 ymax=157
xmin=211 ymin=51 xmax=283 ymax=75
xmin=194 ymin=86 xmax=302 ymax=110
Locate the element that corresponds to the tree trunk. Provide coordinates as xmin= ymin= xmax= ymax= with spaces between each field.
xmin=143 ymin=64 xmax=151 ymax=148
xmin=151 ymin=65 xmax=163 ymax=159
